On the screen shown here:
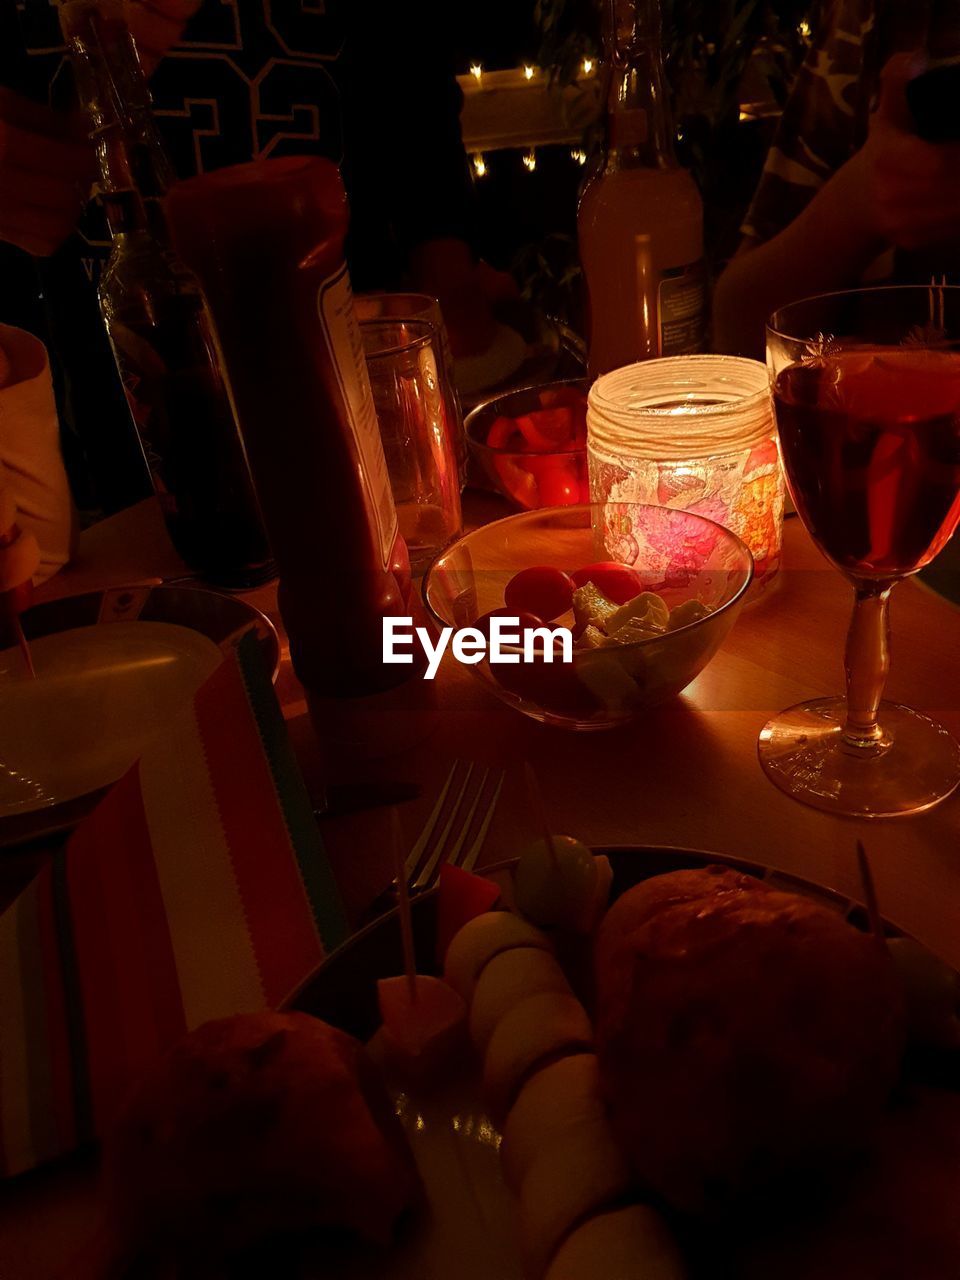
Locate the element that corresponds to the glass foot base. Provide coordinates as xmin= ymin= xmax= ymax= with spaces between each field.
xmin=758 ymin=697 xmax=960 ymax=818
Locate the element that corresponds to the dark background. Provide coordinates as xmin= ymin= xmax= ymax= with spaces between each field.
xmin=0 ymin=0 xmax=818 ymax=518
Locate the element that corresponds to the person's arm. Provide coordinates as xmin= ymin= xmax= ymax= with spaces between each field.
xmin=715 ymin=54 xmax=960 ymax=357
xmin=713 ymin=151 xmax=883 ymax=358
xmin=0 ymin=87 xmax=92 ymax=257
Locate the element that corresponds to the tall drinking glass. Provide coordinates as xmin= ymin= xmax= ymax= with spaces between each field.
xmin=361 ymin=318 xmax=463 ymax=573
xmin=355 ymin=292 xmax=466 ymax=484
xmin=760 ymin=286 xmax=960 ymax=818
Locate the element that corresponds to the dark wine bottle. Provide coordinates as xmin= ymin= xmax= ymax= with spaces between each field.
xmin=60 ymin=0 xmax=274 ymax=589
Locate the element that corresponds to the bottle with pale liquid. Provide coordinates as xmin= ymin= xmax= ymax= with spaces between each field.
xmin=578 ymin=0 xmax=705 ymax=378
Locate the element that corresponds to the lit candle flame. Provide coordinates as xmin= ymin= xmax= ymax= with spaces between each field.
xmin=522 ymin=149 xmax=537 ymax=172
xmin=582 ymin=57 xmax=594 ymax=74
xmin=570 ymin=147 xmax=587 ymax=165
xmin=472 ymin=153 xmax=487 ymax=177
xmin=523 ymin=64 xmax=535 ymax=80
xmin=470 ymin=63 xmax=483 ymax=81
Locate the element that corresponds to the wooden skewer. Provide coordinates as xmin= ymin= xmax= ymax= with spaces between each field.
xmin=524 ymin=761 xmax=559 ymax=869
xmin=391 ymin=809 xmax=418 ymax=1003
xmin=13 ymin=615 xmax=35 ymax=680
xmin=855 ymin=839 xmax=886 ymax=950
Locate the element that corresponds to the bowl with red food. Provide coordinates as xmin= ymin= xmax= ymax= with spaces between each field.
xmin=464 ymin=379 xmax=589 ymax=511
xmin=422 ymin=503 xmax=753 ymax=730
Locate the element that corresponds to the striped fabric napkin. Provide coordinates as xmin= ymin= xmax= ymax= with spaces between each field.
xmin=0 ymin=632 xmax=347 ymax=1177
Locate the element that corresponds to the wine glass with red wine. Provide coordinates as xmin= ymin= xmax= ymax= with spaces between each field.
xmin=760 ymin=286 xmax=960 ymax=817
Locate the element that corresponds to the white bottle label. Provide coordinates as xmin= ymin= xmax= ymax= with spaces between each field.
xmin=316 ymin=265 xmax=398 ymax=571
xmin=658 ymin=262 xmax=706 ymax=355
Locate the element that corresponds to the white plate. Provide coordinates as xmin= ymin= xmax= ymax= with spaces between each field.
xmin=291 ymin=846 xmax=921 ymax=1279
xmin=0 ymin=585 xmax=278 ymax=845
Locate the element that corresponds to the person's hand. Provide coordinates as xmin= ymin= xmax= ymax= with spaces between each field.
xmin=128 ymin=0 xmax=203 ymax=76
xmin=0 ymin=88 xmax=92 ymax=257
xmin=0 ymin=477 xmax=40 ymax=624
xmin=857 ymin=53 xmax=960 ymax=254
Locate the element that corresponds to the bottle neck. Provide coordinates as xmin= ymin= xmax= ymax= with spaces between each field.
xmin=602 ymin=0 xmax=677 ymax=168
xmin=60 ymin=0 xmax=175 ymax=198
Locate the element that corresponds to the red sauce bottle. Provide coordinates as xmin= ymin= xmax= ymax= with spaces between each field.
xmin=165 ymin=158 xmax=415 ymax=704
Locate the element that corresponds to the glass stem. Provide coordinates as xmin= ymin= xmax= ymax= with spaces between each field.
xmin=842 ymin=580 xmax=893 ymax=751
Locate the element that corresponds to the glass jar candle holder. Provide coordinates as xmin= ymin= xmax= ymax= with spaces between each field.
xmin=586 ymin=355 xmax=783 ymax=588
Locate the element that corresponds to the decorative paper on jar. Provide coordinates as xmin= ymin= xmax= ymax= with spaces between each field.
xmin=587 ymin=355 xmax=783 ymax=587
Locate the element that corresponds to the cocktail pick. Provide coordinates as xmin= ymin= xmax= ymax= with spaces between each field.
xmin=10 ymin=614 xmax=35 ymax=679
xmin=391 ymin=809 xmax=418 ymax=1002
xmin=524 ymin=760 xmax=559 ymax=869
xmin=855 ymin=839 xmax=886 ymax=950
xmin=379 ymin=810 xmax=468 ymax=1081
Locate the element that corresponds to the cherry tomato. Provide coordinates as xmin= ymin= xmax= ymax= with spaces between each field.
xmin=523 ymin=457 xmax=580 ymax=506
xmin=504 ymin=566 xmax=575 ymax=620
xmin=473 ymin=607 xmax=543 ymax=642
xmin=571 ymin=561 xmax=645 ymax=605
xmin=514 ymin=407 xmax=576 ymax=451
xmin=491 ymin=645 xmax=599 ymax=720
xmin=536 ymin=462 xmax=581 ymax=507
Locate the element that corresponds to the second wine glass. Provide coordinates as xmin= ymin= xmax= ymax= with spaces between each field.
xmin=760 ymin=285 xmax=960 ymax=818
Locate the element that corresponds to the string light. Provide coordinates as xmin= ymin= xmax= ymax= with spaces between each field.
xmin=582 ymin=57 xmax=595 ymax=74
xmin=522 ymin=149 xmax=537 ymax=172
xmin=570 ymin=147 xmax=587 ymax=165
xmin=472 ymin=153 xmax=488 ymax=178
xmin=523 ymin=64 xmax=536 ymax=80
xmin=470 ymin=63 xmax=483 ymax=81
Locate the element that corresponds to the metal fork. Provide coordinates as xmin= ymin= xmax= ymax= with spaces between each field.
xmin=402 ymin=760 xmax=505 ymax=892
xmin=361 ymin=761 xmax=504 ymax=924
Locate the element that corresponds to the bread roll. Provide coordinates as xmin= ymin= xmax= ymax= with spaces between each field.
xmin=595 ymin=868 xmax=905 ymax=1216
xmin=105 ymin=1011 xmax=419 ymax=1260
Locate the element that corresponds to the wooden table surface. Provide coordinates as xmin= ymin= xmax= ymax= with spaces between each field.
xmin=2 ymin=495 xmax=960 ymax=1277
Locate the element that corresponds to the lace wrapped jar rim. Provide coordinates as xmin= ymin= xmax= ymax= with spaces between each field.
xmin=587 ymin=355 xmax=774 ymax=463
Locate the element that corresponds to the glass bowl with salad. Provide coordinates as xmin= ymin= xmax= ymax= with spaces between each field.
xmin=423 ymin=503 xmax=754 ymax=730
